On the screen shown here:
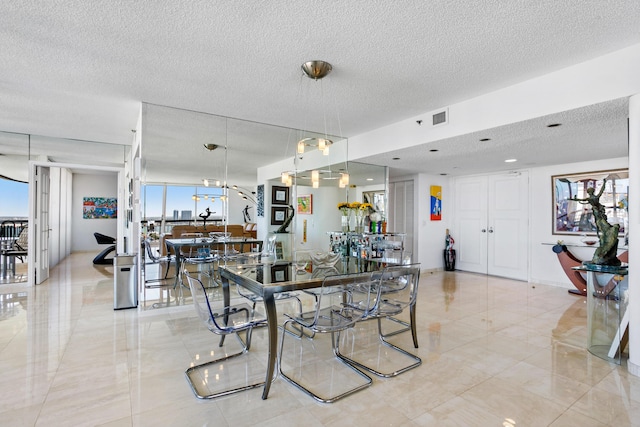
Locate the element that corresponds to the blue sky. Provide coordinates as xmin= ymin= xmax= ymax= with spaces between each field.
xmin=144 ymin=185 xmax=224 ymax=219
xmin=0 ymin=180 xmax=225 ymax=220
xmin=0 ymin=179 xmax=28 ymax=217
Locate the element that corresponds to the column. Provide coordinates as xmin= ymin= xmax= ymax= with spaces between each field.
xmin=628 ymin=93 xmax=640 ymax=377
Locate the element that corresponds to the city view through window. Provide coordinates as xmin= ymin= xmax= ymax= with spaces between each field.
xmin=0 ymin=180 xmax=225 ymax=224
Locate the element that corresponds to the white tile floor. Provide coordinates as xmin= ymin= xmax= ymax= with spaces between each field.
xmin=1 ymin=252 xmax=639 ymax=426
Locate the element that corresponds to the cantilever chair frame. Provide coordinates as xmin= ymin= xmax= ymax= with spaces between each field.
xmin=183 ymin=270 xmax=267 ymax=400
xmin=278 ymin=272 xmax=374 ymax=403
xmin=336 ymin=264 xmax=422 ymax=378
xmin=143 ymin=238 xmax=175 ymax=283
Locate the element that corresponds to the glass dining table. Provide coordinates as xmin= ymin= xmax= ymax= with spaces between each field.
xmin=218 ymin=255 xmax=401 ymax=400
xmin=165 ymin=237 xmax=263 ymax=288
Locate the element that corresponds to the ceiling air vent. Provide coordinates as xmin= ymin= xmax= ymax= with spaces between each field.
xmin=432 ymin=108 xmax=448 ymax=127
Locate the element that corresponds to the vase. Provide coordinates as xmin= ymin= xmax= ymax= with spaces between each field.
xmin=355 ymin=214 xmax=364 ymax=233
xmin=341 ymin=215 xmax=350 ymax=232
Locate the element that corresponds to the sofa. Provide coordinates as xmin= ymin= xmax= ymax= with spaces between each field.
xmin=160 ymin=224 xmax=247 ymax=255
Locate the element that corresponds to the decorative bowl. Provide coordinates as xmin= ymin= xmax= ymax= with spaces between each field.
xmin=581 ymin=236 xmax=598 ymax=246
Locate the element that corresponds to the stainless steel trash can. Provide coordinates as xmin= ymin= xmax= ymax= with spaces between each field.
xmin=114 ymin=254 xmax=138 ymax=309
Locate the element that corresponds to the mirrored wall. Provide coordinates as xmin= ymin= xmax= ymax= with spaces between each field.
xmin=139 ymin=103 xmax=387 ymax=251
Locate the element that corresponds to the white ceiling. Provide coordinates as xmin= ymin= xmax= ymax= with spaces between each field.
xmin=1 ymin=1 xmax=639 ymax=182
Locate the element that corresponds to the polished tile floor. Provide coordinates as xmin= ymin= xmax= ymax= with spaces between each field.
xmin=1 ymin=252 xmax=638 ymax=426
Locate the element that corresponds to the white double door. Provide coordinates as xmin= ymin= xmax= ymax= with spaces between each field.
xmin=453 ymin=172 xmax=529 ymax=280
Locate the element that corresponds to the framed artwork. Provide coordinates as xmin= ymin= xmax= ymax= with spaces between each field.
xmin=363 ymin=190 xmax=386 ymax=218
xmin=275 ymin=241 xmax=284 ymax=259
xmin=270 ymin=263 xmax=289 ymax=282
xmin=297 ymin=194 xmax=312 ymax=214
xmin=552 ymin=168 xmax=628 ymax=235
xmin=271 ymin=206 xmax=288 ymax=225
xmin=256 ymin=184 xmax=264 ymax=217
xmin=271 ymin=185 xmax=289 ymax=205
xmin=83 ymin=197 xmax=117 ymax=219
xmin=430 ymin=185 xmax=442 ymax=221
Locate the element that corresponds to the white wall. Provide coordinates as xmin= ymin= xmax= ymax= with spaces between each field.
xmin=529 ymin=156 xmax=628 ymax=287
xmin=72 ymin=173 xmax=118 ymax=252
xmin=408 ymin=157 xmax=627 ymax=285
xmin=415 ymin=173 xmax=451 ymax=270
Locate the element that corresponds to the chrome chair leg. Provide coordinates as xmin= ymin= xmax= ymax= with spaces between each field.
xmin=185 ymin=343 xmax=264 ymax=399
xmin=335 ymin=319 xmax=421 ymax=378
xmin=378 ymin=304 xmax=418 ymax=348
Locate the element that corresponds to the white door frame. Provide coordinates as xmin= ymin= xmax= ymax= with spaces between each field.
xmin=28 ymin=161 xmax=125 ymax=285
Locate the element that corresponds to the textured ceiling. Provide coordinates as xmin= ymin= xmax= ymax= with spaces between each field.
xmin=1 ymin=1 xmax=639 ymax=182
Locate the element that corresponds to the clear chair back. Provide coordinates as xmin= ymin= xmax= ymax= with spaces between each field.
xmin=183 ymin=271 xmax=214 ymax=326
xmin=374 ymin=264 xmax=420 ymax=316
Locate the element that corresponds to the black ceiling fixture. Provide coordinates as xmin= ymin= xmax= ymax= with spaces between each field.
xmin=547 ymin=123 xmax=562 ymax=128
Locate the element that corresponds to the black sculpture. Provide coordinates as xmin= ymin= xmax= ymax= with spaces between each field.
xmin=198 ymin=207 xmax=213 ymax=228
xmin=275 ymin=205 xmax=294 ymax=233
xmin=571 ymin=179 xmax=621 ymax=266
xmin=242 ymin=205 xmax=251 ymax=223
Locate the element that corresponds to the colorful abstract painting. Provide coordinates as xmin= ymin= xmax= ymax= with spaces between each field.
xmin=83 ymin=197 xmax=117 ymax=219
xmin=430 ymin=186 xmax=441 ymax=221
xmin=297 ymin=194 xmax=312 ymax=214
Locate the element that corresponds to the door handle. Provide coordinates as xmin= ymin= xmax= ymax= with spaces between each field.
xmin=481 ymin=229 xmax=486 ymax=233
xmin=488 ymin=227 xmax=494 ymax=233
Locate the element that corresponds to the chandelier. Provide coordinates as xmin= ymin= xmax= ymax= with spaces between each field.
xmin=201 ymin=179 xmax=256 ymax=204
xmin=281 ymin=60 xmax=348 ymax=188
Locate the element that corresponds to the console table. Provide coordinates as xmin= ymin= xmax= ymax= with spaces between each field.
xmin=543 ymin=242 xmax=628 ymax=296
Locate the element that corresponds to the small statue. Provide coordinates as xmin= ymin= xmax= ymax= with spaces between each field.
xmin=242 ymin=205 xmax=251 ymax=223
xmin=571 ymin=179 xmax=621 ymax=266
xmin=198 ymin=207 xmax=213 ymax=228
xmin=275 ymin=205 xmax=294 ymax=233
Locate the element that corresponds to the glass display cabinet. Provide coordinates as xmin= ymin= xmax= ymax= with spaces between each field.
xmin=327 ymin=231 xmax=406 ymax=263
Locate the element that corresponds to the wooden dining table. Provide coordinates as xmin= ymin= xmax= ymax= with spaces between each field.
xmin=219 ymin=256 xmax=402 ymax=400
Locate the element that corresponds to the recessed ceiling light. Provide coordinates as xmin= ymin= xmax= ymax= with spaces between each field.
xmin=547 ymin=123 xmax=561 ymax=128
xmin=392 ymin=157 xmax=400 ymax=160
xmin=504 ymin=158 xmax=517 ymax=163
xmin=480 ymin=138 xmax=491 ymax=141
xmin=366 ymin=178 xmax=373 ymax=181
xmin=429 ymin=149 xmax=439 ymax=152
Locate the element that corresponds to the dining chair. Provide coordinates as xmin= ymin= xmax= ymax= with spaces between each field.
xmin=183 ymin=270 xmax=267 ymax=399
xmin=232 ymin=254 xmax=305 ymax=338
xmin=143 ymin=238 xmax=174 ymax=282
xmin=3 ymin=225 xmax=28 ymax=277
xmin=336 ymin=264 xmax=421 ymax=377
xmin=278 ymin=272 xmax=374 ymax=403
xmin=296 ymin=250 xmax=342 ymax=306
